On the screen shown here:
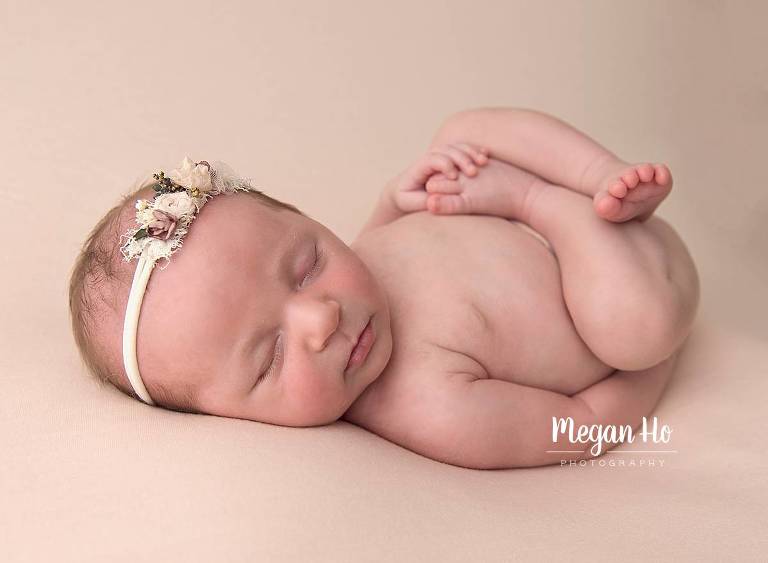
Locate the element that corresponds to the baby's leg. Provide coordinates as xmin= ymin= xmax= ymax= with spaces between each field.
xmin=432 ymin=108 xmax=673 ymax=222
xmin=520 ymin=179 xmax=700 ymax=372
xmin=583 ymin=156 xmax=674 ymax=223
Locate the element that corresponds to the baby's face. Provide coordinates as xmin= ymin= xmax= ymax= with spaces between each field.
xmin=135 ymin=193 xmax=393 ymax=426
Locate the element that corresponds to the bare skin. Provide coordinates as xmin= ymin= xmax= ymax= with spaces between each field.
xmin=587 ymin=157 xmax=674 ymax=222
xmin=343 ymin=109 xmax=699 ymax=467
xmin=422 ymin=156 xmax=697 ymax=371
xmin=343 ymin=155 xmax=698 ymax=468
xmin=344 ymin=162 xmax=695 ymax=468
xmin=421 ymin=107 xmax=675 ymax=223
xmin=120 ymin=108 xmax=699 ymax=468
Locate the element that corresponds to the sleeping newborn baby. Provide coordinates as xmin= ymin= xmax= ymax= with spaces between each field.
xmin=69 ymin=107 xmax=699 ymax=469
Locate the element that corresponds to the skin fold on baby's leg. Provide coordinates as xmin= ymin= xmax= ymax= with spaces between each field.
xmin=514 ymin=176 xmax=700 ymax=373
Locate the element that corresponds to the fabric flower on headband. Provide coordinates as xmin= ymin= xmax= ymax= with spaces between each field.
xmin=169 ymin=156 xmax=214 ymax=195
xmin=120 ymin=156 xmax=255 ymax=264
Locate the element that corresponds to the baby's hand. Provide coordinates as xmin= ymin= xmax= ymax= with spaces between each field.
xmin=425 ymin=156 xmax=541 ymax=220
xmin=389 ymin=143 xmax=490 ymax=213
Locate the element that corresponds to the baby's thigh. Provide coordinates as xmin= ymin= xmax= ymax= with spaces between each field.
xmin=642 ymin=216 xmax=700 ymax=323
xmin=608 ymin=216 xmax=700 ymax=365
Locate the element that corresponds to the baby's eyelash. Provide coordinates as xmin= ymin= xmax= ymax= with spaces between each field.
xmin=300 ymin=245 xmax=324 ymax=286
xmin=257 ymin=335 xmax=282 ymax=385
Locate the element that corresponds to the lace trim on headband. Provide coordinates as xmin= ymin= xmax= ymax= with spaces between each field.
xmin=119 ymin=157 xmax=255 ymax=266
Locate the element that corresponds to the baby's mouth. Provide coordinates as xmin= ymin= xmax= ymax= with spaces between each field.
xmin=345 ymin=315 xmax=373 ymax=372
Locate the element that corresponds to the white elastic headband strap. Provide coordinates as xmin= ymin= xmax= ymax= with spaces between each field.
xmin=118 ymin=157 xmax=256 ymax=406
xmin=122 ymin=253 xmax=158 ymax=405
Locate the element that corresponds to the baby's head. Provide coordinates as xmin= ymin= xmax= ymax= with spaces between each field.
xmin=69 ymin=159 xmax=392 ymax=426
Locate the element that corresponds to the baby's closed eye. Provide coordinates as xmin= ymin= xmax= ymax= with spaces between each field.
xmin=300 ymin=243 xmax=324 ymax=287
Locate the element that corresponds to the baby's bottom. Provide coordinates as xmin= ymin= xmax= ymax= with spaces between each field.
xmin=522 ymin=181 xmax=700 ymax=374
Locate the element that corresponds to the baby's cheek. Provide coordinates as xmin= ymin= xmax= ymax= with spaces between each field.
xmin=285 ymin=366 xmax=345 ymax=423
xmin=342 ymin=254 xmax=379 ymax=295
xmin=287 ymin=367 xmax=311 ymax=396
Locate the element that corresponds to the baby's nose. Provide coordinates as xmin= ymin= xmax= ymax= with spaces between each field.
xmin=302 ymin=299 xmax=340 ymax=351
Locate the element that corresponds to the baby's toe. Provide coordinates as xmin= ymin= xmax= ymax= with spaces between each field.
xmin=636 ymin=163 xmax=655 ymax=183
xmin=653 ymin=164 xmax=671 ymax=186
xmin=608 ymin=180 xmax=628 ymax=198
xmin=621 ymin=169 xmax=640 ymax=189
xmin=594 ymin=191 xmax=622 ymax=219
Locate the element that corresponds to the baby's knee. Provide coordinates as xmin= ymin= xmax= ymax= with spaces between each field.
xmin=583 ymin=296 xmax=694 ymax=372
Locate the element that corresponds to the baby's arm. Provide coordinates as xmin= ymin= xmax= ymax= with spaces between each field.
xmin=359 ymin=107 xmax=612 ymax=237
xmin=429 ymin=107 xmax=620 ymax=198
xmin=356 ymin=142 xmax=488 ymax=239
xmin=406 ymin=354 xmax=678 ymax=470
xmin=574 ymin=351 xmax=679 ymax=436
xmin=356 ymin=179 xmax=407 ymax=237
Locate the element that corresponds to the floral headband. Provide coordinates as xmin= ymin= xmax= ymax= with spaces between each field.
xmin=121 ymin=157 xmax=256 ymax=405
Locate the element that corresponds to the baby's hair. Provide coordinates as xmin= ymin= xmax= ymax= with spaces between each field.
xmin=68 ymin=178 xmax=305 ymax=414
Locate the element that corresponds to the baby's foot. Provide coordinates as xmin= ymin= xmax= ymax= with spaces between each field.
xmin=425 ymin=157 xmax=538 ymax=221
xmin=593 ymin=162 xmax=673 ymax=222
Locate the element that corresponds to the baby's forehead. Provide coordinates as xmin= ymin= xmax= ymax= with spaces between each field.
xmin=138 ymin=196 xmax=293 ymax=357
xmin=198 ymin=195 xmax=295 ymax=257
xmin=200 ymin=192 xmax=284 ymax=231
xmin=160 ymin=195 xmax=299 ymax=289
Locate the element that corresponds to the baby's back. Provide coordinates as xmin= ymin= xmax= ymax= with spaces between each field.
xmin=343 ymin=212 xmax=611 ymax=439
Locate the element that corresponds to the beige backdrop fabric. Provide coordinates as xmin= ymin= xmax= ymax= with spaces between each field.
xmin=1 ymin=1 xmax=766 ymax=561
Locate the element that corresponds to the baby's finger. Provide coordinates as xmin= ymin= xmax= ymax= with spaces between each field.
xmin=394 ymin=187 xmax=429 ymax=213
xmin=441 ymin=145 xmax=478 ymax=177
xmin=424 ymin=152 xmax=458 ymax=180
xmin=425 ymin=175 xmax=462 ymax=194
xmin=453 ymin=143 xmax=490 ymax=165
xmin=427 ymin=193 xmax=470 ymax=215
